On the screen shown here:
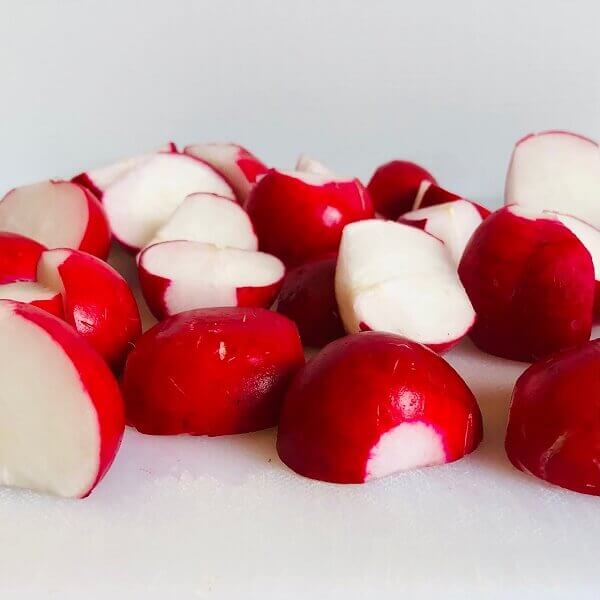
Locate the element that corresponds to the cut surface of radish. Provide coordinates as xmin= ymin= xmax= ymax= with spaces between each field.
xmin=0 ymin=300 xmax=124 ymax=498
xmin=102 ymin=153 xmax=235 ymax=251
xmin=0 ymin=282 xmax=63 ymax=317
xmin=295 ymin=154 xmax=335 ymax=177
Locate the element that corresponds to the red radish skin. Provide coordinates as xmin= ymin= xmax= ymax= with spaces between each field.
xmin=0 ymin=232 xmax=46 ymax=283
xmin=413 ymin=183 xmax=491 ymax=219
xmin=122 ymin=307 xmax=305 ymax=436
xmin=0 ymin=301 xmax=125 ymax=498
xmin=458 ymin=206 xmax=595 ymax=362
xmin=276 ymin=254 xmax=345 ymax=348
xmin=367 ymin=160 xmax=436 ymax=219
xmin=37 ymin=249 xmax=141 ymax=370
xmin=277 ymin=332 xmax=483 ymax=484
xmin=505 ymin=339 xmax=600 ymax=496
xmin=247 ymin=169 xmax=374 ymax=266
xmin=76 ymin=186 xmax=112 ymax=259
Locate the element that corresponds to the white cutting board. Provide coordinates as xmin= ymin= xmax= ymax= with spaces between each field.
xmin=1 ymin=245 xmax=599 ymax=600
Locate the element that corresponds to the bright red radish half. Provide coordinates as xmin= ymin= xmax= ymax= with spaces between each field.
xmin=138 ymin=240 xmax=284 ymax=320
xmin=0 ymin=300 xmax=124 ymax=498
xmin=505 ymin=130 xmax=600 ymax=228
xmin=335 ymin=220 xmax=475 ymax=351
xmin=505 ymin=339 xmax=600 ymax=496
xmin=367 ymin=160 xmax=436 ymax=219
xmin=102 ymin=153 xmax=234 ymax=251
xmin=0 ymin=181 xmax=110 ymax=259
xmin=145 ymin=192 xmax=257 ymax=250
xmin=0 ymin=232 xmax=45 ymax=283
xmin=277 ymin=332 xmax=483 ymax=483
xmin=184 ymin=143 xmax=267 ymax=206
xmin=399 ymin=199 xmax=490 ymax=265
xmin=123 ymin=307 xmax=304 ymax=435
xmin=247 ymin=169 xmax=374 ymax=266
xmin=458 ymin=205 xmax=595 ymax=362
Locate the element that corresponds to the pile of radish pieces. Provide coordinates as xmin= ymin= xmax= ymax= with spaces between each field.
xmin=0 ymin=131 xmax=599 ymax=499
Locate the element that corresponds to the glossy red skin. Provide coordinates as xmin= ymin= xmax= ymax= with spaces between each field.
xmin=0 ymin=232 xmax=46 ymax=283
xmin=8 ymin=301 xmax=125 ymax=498
xmin=367 ymin=160 xmax=436 ymax=219
xmin=29 ymin=292 xmax=64 ymax=319
xmin=122 ymin=307 xmax=305 ymax=436
xmin=458 ymin=207 xmax=595 ymax=362
xmin=417 ymin=185 xmax=491 ymax=219
xmin=277 ymin=255 xmax=345 ymax=347
xmin=246 ymin=170 xmax=374 ymax=266
xmin=506 ymin=339 xmax=600 ymax=496
xmin=76 ymin=186 xmax=111 ymax=260
xmin=277 ymin=332 xmax=483 ymax=483
xmin=43 ymin=250 xmax=141 ymax=370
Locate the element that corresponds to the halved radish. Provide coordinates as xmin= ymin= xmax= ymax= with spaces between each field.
xmin=295 ymin=154 xmax=335 ymax=176
xmin=184 ymin=143 xmax=267 ymax=206
xmin=0 ymin=232 xmax=45 ymax=283
xmin=247 ymin=169 xmax=374 ymax=266
xmin=277 ymin=332 xmax=483 ymax=483
xmin=138 ymin=240 xmax=285 ymax=320
xmin=505 ymin=130 xmax=600 ymax=228
xmin=72 ymin=142 xmax=177 ymax=200
xmin=399 ymin=199 xmax=490 ymax=265
xmin=102 ymin=153 xmax=235 ymax=251
xmin=0 ymin=282 xmax=63 ymax=317
xmin=335 ymin=220 xmax=475 ymax=352
xmin=0 ymin=300 xmax=124 ymax=498
xmin=0 ymin=181 xmax=110 ymax=259
xmin=146 ymin=192 xmax=257 ymax=250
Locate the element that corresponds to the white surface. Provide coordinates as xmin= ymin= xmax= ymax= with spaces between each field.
xmin=2 ymin=0 xmax=600 ymax=597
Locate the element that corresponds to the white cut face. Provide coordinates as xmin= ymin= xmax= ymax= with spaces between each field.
xmin=365 ymin=421 xmax=447 ymax=480
xmin=102 ymin=153 xmax=235 ymax=249
xmin=147 ymin=193 xmax=257 ymax=250
xmin=505 ymin=132 xmax=600 ymax=228
xmin=295 ymin=154 xmax=335 ymax=177
xmin=141 ymin=241 xmax=284 ymax=314
xmin=412 ymin=180 xmax=433 ymax=210
xmin=0 ymin=281 xmax=60 ymax=304
xmin=0 ymin=303 xmax=99 ymax=497
xmin=278 ymin=169 xmax=349 ymax=185
xmin=0 ymin=181 xmax=88 ymax=249
xmin=403 ymin=200 xmax=484 ymax=265
xmin=335 ymin=220 xmax=475 ymax=345
xmin=36 ymin=249 xmax=69 ymax=296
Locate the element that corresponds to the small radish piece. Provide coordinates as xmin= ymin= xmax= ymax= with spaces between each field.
xmin=367 ymin=160 xmax=436 ymax=219
xmin=247 ymin=169 xmax=374 ymax=266
xmin=146 ymin=192 xmax=257 ymax=250
xmin=413 ymin=182 xmax=460 ymax=210
xmin=458 ymin=206 xmax=595 ymax=362
xmin=0 ymin=181 xmax=110 ymax=259
xmin=276 ymin=254 xmax=345 ymax=347
xmin=0 ymin=232 xmax=45 ymax=283
xmin=505 ymin=130 xmax=600 ymax=228
xmin=138 ymin=241 xmax=284 ymax=320
xmin=335 ymin=220 xmax=475 ymax=352
xmin=123 ymin=307 xmax=304 ymax=435
xmin=505 ymin=339 xmax=600 ymax=496
xmin=0 ymin=300 xmax=124 ymax=498
xmin=399 ymin=199 xmax=491 ymax=266
xmin=37 ymin=249 xmax=141 ymax=369
xmin=277 ymin=332 xmax=483 ymax=483
xmin=0 ymin=282 xmax=63 ymax=317
xmin=295 ymin=154 xmax=335 ymax=177
xmin=102 ymin=153 xmax=235 ymax=251
xmin=72 ymin=142 xmax=177 ymax=200
xmin=184 ymin=143 xmax=267 ymax=206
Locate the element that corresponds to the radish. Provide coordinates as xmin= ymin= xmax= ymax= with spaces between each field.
xmin=335 ymin=220 xmax=475 ymax=352
xmin=276 ymin=254 xmax=345 ymax=348
xmin=399 ymin=199 xmax=491 ymax=266
xmin=37 ymin=249 xmax=141 ymax=369
xmin=102 ymin=153 xmax=235 ymax=252
xmin=138 ymin=241 xmax=284 ymax=320
xmin=72 ymin=142 xmax=177 ymax=200
xmin=458 ymin=205 xmax=596 ymax=362
xmin=0 ymin=282 xmax=63 ymax=317
xmin=145 ymin=192 xmax=257 ymax=250
xmin=184 ymin=143 xmax=267 ymax=206
xmin=367 ymin=160 xmax=436 ymax=219
xmin=0 ymin=300 xmax=124 ymax=498
xmin=0 ymin=181 xmax=110 ymax=259
xmin=295 ymin=154 xmax=335 ymax=176
xmin=0 ymin=232 xmax=45 ymax=283
xmin=413 ymin=182 xmax=460 ymax=210
xmin=505 ymin=338 xmax=600 ymax=496
xmin=505 ymin=130 xmax=600 ymax=228
xmin=277 ymin=332 xmax=483 ymax=483
xmin=246 ymin=169 xmax=374 ymax=266
xmin=122 ymin=307 xmax=304 ymax=435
